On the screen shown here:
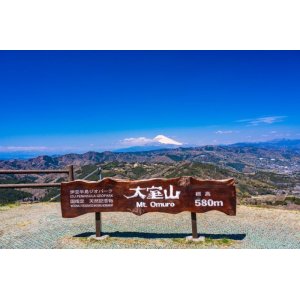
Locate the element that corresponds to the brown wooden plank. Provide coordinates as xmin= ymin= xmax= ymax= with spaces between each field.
xmin=0 ymin=170 xmax=69 ymax=174
xmin=0 ymin=183 xmax=62 ymax=188
xmin=61 ymin=176 xmax=237 ymax=218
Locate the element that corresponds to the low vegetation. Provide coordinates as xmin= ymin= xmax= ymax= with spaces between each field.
xmin=1 ymin=161 xmax=300 ymax=209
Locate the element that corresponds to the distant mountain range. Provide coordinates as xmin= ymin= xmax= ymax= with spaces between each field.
xmin=1 ymin=138 xmax=299 ymax=160
xmin=0 ymin=139 xmax=299 ymax=174
xmin=231 ymin=139 xmax=300 ymax=149
xmin=116 ymin=139 xmax=300 ymax=153
xmin=1 ymin=139 xmax=300 ymax=206
xmin=115 ymin=144 xmax=180 ymax=153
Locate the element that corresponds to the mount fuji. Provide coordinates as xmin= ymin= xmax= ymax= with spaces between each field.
xmin=115 ymin=135 xmax=184 ymax=152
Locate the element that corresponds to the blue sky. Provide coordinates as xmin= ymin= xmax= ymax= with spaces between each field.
xmin=0 ymin=50 xmax=299 ymax=156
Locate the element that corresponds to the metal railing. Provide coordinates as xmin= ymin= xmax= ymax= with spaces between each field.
xmin=0 ymin=165 xmax=74 ymax=189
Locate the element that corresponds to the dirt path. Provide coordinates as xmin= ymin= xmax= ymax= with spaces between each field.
xmin=0 ymin=203 xmax=299 ymax=249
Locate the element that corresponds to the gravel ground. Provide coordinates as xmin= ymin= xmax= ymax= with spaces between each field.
xmin=0 ymin=202 xmax=299 ymax=249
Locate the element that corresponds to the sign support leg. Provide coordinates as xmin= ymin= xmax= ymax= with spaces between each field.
xmin=95 ymin=212 xmax=101 ymax=237
xmin=191 ymin=212 xmax=198 ymax=239
xmin=89 ymin=168 xmax=108 ymax=240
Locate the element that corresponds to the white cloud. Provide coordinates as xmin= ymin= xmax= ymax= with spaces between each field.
xmin=0 ymin=146 xmax=49 ymax=152
xmin=237 ymin=116 xmax=287 ymax=126
xmin=121 ymin=137 xmax=154 ymax=146
xmin=120 ymin=135 xmax=182 ymax=146
xmin=0 ymin=146 xmax=81 ymax=153
xmin=215 ymin=130 xmax=234 ymax=134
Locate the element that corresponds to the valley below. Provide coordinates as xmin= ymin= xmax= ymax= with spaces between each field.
xmin=0 ymin=141 xmax=300 ymax=209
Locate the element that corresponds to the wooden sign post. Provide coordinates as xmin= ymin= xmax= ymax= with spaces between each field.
xmin=191 ymin=212 xmax=198 ymax=239
xmin=95 ymin=212 xmax=101 ymax=238
xmin=61 ymin=176 xmax=237 ymax=240
xmin=95 ymin=167 xmax=102 ymax=237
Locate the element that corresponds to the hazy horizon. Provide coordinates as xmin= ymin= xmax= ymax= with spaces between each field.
xmin=0 ymin=137 xmax=299 ymax=160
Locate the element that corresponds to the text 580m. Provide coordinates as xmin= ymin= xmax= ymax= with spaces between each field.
xmin=195 ymin=199 xmax=224 ymax=207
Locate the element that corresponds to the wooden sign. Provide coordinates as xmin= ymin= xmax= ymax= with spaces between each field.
xmin=61 ymin=177 xmax=236 ymax=218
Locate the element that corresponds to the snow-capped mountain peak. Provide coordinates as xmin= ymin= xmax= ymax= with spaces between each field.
xmin=153 ymin=135 xmax=183 ymax=146
xmin=115 ymin=134 xmax=183 ymax=152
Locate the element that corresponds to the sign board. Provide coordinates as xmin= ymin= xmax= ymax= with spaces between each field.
xmin=61 ymin=177 xmax=236 ymax=218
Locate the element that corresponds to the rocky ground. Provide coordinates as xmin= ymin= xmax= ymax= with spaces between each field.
xmin=0 ymin=203 xmax=299 ymax=249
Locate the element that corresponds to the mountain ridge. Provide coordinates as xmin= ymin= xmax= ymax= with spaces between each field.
xmin=1 ymin=139 xmax=299 ymax=174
